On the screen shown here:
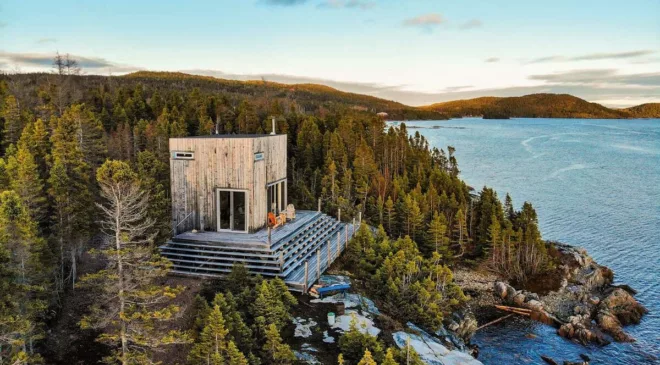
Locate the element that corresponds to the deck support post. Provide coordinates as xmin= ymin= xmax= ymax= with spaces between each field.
xmin=359 ymin=212 xmax=362 ymax=224
xmin=279 ymin=252 xmax=284 ymax=271
xmin=327 ymin=240 xmax=332 ymax=265
xmin=316 ymin=249 xmax=320 ymax=279
xmin=268 ymin=227 xmax=272 ymax=247
xmin=337 ymin=232 xmax=341 ymax=257
xmin=318 ymin=198 xmax=321 ymax=212
xmin=338 ymin=209 xmax=341 ymax=222
xmin=304 ymin=261 xmax=309 ymax=294
xmin=345 ymin=225 xmax=349 ymax=247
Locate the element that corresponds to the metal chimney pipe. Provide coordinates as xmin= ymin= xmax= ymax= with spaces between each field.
xmin=270 ymin=117 xmax=276 ymax=135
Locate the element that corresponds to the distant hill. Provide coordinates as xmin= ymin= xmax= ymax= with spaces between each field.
xmin=422 ymin=93 xmax=659 ymax=119
xmin=622 ymin=103 xmax=660 ymax=118
xmin=122 ymin=71 xmax=446 ymax=120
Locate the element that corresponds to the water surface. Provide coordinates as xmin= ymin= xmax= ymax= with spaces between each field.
xmin=398 ymin=118 xmax=660 ymax=364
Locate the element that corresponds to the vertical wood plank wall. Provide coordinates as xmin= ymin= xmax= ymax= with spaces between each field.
xmin=169 ymin=135 xmax=287 ymax=233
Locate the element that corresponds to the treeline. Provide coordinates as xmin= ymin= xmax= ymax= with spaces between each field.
xmin=423 ymin=93 xmax=659 ymax=119
xmin=0 ymin=64 xmax=551 ymax=364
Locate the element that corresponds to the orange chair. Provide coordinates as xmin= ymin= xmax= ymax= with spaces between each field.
xmin=268 ymin=212 xmax=277 ymax=227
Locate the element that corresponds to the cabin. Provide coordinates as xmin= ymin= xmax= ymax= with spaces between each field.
xmin=159 ymin=130 xmax=358 ymax=292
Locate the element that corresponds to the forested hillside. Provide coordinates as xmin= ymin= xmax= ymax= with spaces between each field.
xmin=423 ymin=93 xmax=658 ymax=119
xmin=0 ymin=65 xmax=552 ymax=364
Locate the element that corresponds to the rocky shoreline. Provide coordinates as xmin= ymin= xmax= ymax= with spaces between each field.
xmin=454 ymin=242 xmax=648 ymax=356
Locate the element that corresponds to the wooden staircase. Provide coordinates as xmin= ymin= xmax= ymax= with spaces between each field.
xmin=159 ymin=211 xmax=357 ymax=292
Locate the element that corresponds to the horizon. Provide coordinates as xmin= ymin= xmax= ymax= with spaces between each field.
xmin=2 ymin=0 xmax=659 ymax=108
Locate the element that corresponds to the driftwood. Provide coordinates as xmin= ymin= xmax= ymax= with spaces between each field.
xmin=494 ymin=305 xmax=562 ymax=326
xmin=476 ymin=313 xmax=515 ymax=331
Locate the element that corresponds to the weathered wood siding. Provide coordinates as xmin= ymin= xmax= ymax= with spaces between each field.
xmin=170 ymin=135 xmax=287 ymax=234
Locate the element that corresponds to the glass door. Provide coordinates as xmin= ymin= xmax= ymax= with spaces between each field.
xmin=216 ymin=189 xmax=248 ymax=232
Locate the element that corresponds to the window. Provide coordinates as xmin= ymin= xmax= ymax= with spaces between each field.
xmin=267 ymin=180 xmax=286 ymax=214
xmin=172 ymin=151 xmax=194 ymax=160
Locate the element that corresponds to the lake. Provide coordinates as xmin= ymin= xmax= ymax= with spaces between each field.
xmin=396 ymin=118 xmax=660 ymax=364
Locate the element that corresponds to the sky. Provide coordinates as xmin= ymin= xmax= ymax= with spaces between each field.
xmin=1 ymin=0 xmax=659 ymax=107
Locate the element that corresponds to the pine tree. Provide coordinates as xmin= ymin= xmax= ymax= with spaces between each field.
xmin=6 ymin=145 xmax=47 ymax=223
xmin=0 ymin=191 xmax=48 ymax=362
xmin=385 ymin=196 xmax=395 ymax=234
xmin=1 ymin=95 xmax=23 ymax=151
xmin=226 ymin=341 xmax=249 ymax=365
xmin=79 ymin=160 xmax=189 ymax=365
xmin=188 ymin=305 xmax=229 ymax=365
xmin=357 ymin=349 xmax=377 ymax=365
xmin=59 ymin=104 xmax=107 ymax=170
xmin=17 ymin=118 xmax=51 ymax=180
xmin=212 ymin=293 xmax=254 ymax=354
xmin=382 ymin=348 xmax=399 ymax=365
xmin=136 ymin=150 xmax=171 ymax=241
xmin=427 ymin=211 xmax=448 ymax=255
xmin=262 ymin=323 xmax=296 ymax=365
xmin=49 ymin=111 xmax=94 ymax=290
xmin=237 ymin=100 xmax=259 ymax=134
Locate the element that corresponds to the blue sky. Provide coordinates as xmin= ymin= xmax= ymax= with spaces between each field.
xmin=1 ymin=0 xmax=659 ymax=107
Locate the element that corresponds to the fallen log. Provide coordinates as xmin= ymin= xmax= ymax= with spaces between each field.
xmin=476 ymin=313 xmax=515 ymax=331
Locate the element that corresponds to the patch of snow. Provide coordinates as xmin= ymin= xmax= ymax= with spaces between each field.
xmin=292 ymin=317 xmax=317 ymax=338
xmin=301 ymin=343 xmax=318 ymax=352
xmin=332 ymin=310 xmax=380 ymax=337
xmin=310 ymin=293 xmax=380 ymax=315
xmin=393 ymin=324 xmax=482 ymax=365
xmin=323 ymin=330 xmax=335 ymax=343
xmin=294 ymin=350 xmax=321 ymax=364
xmin=319 ymin=275 xmax=351 ymax=286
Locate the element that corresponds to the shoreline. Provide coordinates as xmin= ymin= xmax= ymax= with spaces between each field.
xmin=454 ymin=241 xmax=648 ymax=363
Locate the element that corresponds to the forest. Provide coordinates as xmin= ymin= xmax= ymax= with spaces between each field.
xmin=0 ymin=60 xmax=553 ymax=365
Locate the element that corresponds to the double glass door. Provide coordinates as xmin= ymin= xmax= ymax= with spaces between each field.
xmin=217 ymin=190 xmax=247 ymax=232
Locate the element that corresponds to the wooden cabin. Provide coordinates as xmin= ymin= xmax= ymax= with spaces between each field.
xmin=169 ymin=134 xmax=288 ymax=234
xmin=161 ymin=132 xmax=359 ymax=292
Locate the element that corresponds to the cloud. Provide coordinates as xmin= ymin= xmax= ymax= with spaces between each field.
xmin=529 ymin=69 xmax=660 ymax=87
xmin=403 ymin=13 xmax=444 ymax=28
xmin=260 ymin=0 xmax=307 ymax=5
xmin=459 ymin=19 xmax=482 ymax=30
xmin=317 ymin=0 xmax=375 ymax=9
xmin=0 ymin=51 xmax=142 ymax=73
xmin=485 ymin=57 xmax=499 ymax=63
xmin=36 ymin=38 xmax=57 ymax=45
xmin=183 ymin=68 xmax=659 ymax=108
xmin=528 ymin=50 xmax=656 ymax=64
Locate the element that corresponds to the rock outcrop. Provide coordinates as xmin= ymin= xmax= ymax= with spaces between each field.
xmin=492 ymin=243 xmax=647 ymax=345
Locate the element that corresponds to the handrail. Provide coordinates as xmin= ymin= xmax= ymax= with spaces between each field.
xmin=172 ymin=212 xmax=194 ymax=236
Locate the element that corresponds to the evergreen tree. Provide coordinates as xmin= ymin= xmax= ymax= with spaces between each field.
xmin=0 ymin=191 xmax=48 ymax=362
xmin=427 ymin=211 xmax=448 ymax=256
xmin=188 ymin=305 xmax=230 ymax=365
xmin=357 ymin=349 xmax=377 ymax=365
xmin=6 ymin=144 xmax=48 ymax=223
xmin=382 ymin=348 xmax=399 ymax=365
xmin=79 ymin=160 xmax=189 ymax=365
xmin=1 ymin=95 xmax=23 ymax=152
xmin=261 ymin=323 xmax=295 ymax=365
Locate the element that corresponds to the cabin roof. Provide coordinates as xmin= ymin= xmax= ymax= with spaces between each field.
xmin=171 ymin=134 xmax=281 ymax=139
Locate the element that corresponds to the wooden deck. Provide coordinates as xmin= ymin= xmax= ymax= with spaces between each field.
xmin=160 ymin=210 xmax=359 ymax=292
xmin=172 ymin=210 xmax=321 ymax=249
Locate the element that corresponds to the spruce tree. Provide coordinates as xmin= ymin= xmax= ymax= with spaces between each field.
xmin=6 ymin=144 xmax=47 ymax=223
xmin=79 ymin=160 xmax=189 ymax=365
xmin=357 ymin=349 xmax=377 ymax=365
xmin=1 ymin=95 xmax=23 ymax=152
xmin=262 ymin=323 xmax=296 ymax=365
xmin=188 ymin=305 xmax=230 ymax=365
xmin=0 ymin=191 xmax=48 ymax=362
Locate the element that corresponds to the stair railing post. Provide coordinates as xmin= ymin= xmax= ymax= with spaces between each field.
xmin=316 ymin=249 xmax=321 ymax=279
xmin=345 ymin=225 xmax=349 ymax=247
xmin=318 ymin=198 xmax=321 ymax=212
xmin=304 ymin=261 xmax=309 ymax=294
xmin=338 ymin=208 xmax=341 ymax=222
xmin=279 ymin=252 xmax=284 ymax=272
xmin=327 ymin=240 xmax=331 ymax=266
xmin=336 ymin=231 xmax=341 ymax=257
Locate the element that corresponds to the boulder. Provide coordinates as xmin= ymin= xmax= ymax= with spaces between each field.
xmin=596 ymin=288 xmax=648 ymax=342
